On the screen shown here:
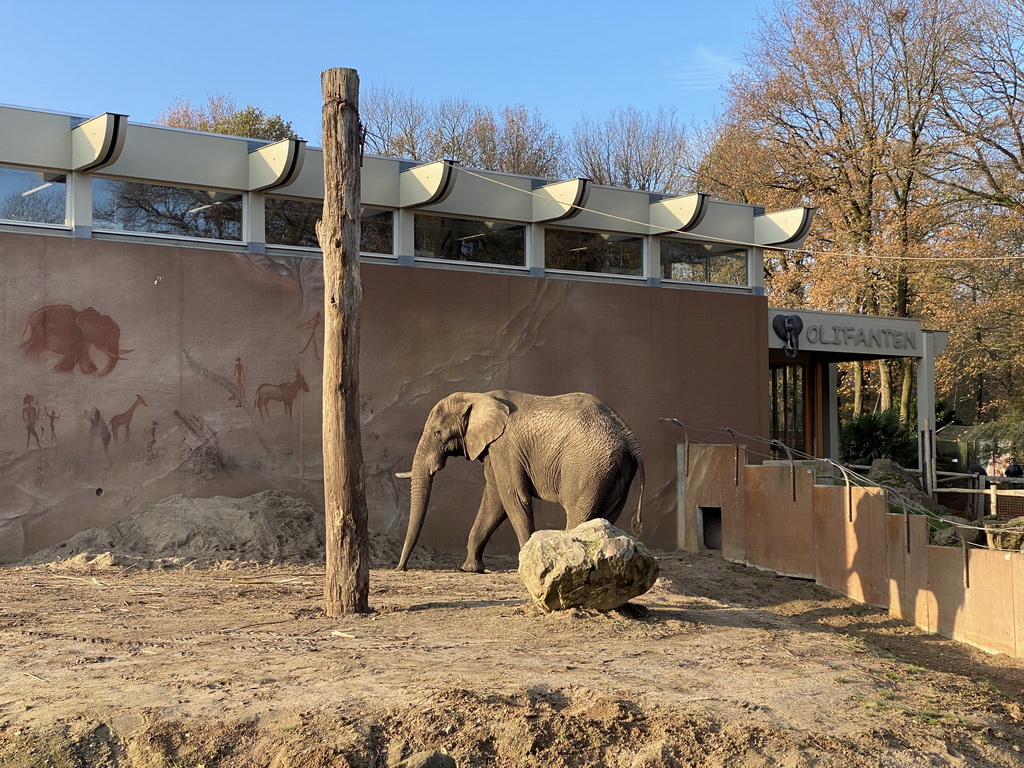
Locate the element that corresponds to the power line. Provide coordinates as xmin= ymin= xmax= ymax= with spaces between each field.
xmin=457 ymin=166 xmax=1024 ymax=263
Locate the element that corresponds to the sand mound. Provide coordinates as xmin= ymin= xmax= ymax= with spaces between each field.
xmin=19 ymin=489 xmax=460 ymax=570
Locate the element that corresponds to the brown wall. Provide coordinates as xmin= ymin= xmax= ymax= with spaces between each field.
xmin=0 ymin=231 xmax=770 ymax=562
xmin=684 ymin=444 xmax=1024 ymax=658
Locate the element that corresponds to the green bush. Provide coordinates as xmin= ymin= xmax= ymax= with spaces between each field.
xmin=840 ymin=409 xmax=917 ymax=467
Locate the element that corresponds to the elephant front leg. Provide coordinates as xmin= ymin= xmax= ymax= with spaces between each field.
xmin=52 ymin=353 xmax=79 ymax=373
xmin=498 ymin=481 xmax=536 ymax=550
xmin=462 ymin=482 xmax=507 ymax=573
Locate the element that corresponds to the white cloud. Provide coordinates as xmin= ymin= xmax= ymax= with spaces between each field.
xmin=668 ymin=47 xmax=742 ymax=90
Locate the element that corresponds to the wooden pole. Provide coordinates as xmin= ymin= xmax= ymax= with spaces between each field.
xmin=317 ymin=67 xmax=369 ymax=615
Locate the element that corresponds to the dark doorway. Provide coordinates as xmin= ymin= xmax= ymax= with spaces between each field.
xmin=698 ymin=506 xmax=722 ymax=550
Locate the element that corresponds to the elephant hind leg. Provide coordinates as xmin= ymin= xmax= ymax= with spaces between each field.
xmin=603 ymin=454 xmax=640 ymax=525
xmin=20 ymin=338 xmax=45 ymax=358
xmin=564 ymin=455 xmax=638 ymax=529
xmin=52 ymin=354 xmax=79 ymax=373
xmin=77 ymin=352 xmax=99 ymax=375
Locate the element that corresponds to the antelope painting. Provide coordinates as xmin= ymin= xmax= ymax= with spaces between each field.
xmin=255 ymin=365 xmax=310 ymax=420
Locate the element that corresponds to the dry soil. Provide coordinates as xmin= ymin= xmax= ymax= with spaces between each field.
xmin=3 ymin=543 xmax=1024 ymax=767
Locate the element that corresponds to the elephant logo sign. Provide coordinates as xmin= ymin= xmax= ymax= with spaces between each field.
xmin=772 ymin=314 xmax=804 ymax=359
xmin=20 ymin=304 xmax=131 ymax=376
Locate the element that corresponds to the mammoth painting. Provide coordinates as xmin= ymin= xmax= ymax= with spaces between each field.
xmin=20 ymin=304 xmax=131 ymax=376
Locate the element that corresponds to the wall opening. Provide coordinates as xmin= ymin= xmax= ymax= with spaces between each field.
xmin=698 ymin=506 xmax=722 ymax=550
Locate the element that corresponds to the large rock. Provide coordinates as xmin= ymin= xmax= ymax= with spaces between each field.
xmin=393 ymin=751 xmax=456 ymax=768
xmin=867 ymin=458 xmax=946 ymax=516
xmin=930 ymin=515 xmax=981 ymax=546
xmin=518 ymin=519 xmax=659 ymax=612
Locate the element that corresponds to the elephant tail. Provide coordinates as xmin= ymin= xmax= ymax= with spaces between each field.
xmin=19 ymin=316 xmax=42 ymax=357
xmin=629 ymin=438 xmax=645 ymax=536
xmin=605 ymin=404 xmax=645 ymax=536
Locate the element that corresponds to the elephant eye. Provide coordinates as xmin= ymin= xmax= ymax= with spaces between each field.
xmin=433 ymin=429 xmax=442 ymax=437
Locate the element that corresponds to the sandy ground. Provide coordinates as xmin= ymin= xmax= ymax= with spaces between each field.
xmin=3 ymin=546 xmax=1024 ymax=768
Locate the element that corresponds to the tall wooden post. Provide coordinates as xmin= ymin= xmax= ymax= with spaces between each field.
xmin=317 ymin=68 xmax=370 ymax=615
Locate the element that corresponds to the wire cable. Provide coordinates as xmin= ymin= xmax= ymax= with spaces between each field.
xmin=454 ymin=165 xmax=1023 ymax=264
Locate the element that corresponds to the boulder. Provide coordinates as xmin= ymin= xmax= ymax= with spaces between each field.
xmin=867 ymin=458 xmax=946 ymax=516
xmin=930 ymin=515 xmax=980 ymax=547
xmin=518 ymin=519 xmax=659 ymax=612
xmin=393 ymin=751 xmax=456 ymax=768
xmin=984 ymin=516 xmax=1024 ymax=551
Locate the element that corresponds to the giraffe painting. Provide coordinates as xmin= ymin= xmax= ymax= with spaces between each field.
xmin=110 ymin=394 xmax=148 ymax=443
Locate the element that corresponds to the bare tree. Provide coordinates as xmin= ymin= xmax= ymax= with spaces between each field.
xmin=362 ymin=83 xmax=430 ymax=160
xmin=571 ymin=107 xmax=693 ymax=193
xmin=361 ymin=84 xmax=567 ymax=176
xmin=936 ymin=0 xmax=1024 ymax=210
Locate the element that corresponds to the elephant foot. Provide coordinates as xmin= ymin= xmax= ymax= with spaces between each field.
xmin=52 ymin=355 xmax=78 ymax=373
xmin=460 ymin=558 xmax=486 ymax=574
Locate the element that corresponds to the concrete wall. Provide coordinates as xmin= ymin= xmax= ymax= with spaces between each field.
xmin=682 ymin=444 xmax=1024 ymax=658
xmin=0 ymin=231 xmax=771 ymax=562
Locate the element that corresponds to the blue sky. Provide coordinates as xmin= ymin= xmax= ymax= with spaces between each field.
xmin=3 ymin=0 xmax=772 ymax=146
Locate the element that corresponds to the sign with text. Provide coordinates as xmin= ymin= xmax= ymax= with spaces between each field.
xmin=768 ymin=310 xmax=923 ymax=358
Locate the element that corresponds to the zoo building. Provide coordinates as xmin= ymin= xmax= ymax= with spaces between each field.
xmin=0 ymin=104 xmax=945 ymax=573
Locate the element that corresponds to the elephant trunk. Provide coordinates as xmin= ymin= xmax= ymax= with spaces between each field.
xmin=396 ymin=455 xmax=435 ymax=571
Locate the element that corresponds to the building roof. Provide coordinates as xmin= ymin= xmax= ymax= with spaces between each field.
xmin=0 ymin=104 xmax=815 ymax=250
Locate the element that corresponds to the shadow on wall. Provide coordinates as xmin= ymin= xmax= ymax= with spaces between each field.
xmin=680 ymin=444 xmax=1022 ymax=658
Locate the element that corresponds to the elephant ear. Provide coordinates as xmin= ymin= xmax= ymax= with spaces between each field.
xmin=463 ymin=394 xmax=510 ymax=461
xmin=75 ymin=307 xmax=108 ymax=335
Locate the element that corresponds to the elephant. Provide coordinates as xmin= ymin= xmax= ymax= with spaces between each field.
xmin=20 ymin=304 xmax=131 ymax=376
xmin=772 ymin=314 xmax=804 ymax=359
xmin=396 ymin=390 xmax=645 ymax=573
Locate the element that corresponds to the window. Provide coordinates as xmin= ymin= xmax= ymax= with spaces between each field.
xmin=266 ymin=199 xmax=394 ymax=254
xmin=266 ymin=197 xmax=319 ymax=247
xmin=660 ymin=239 xmax=748 ymax=285
xmin=360 ymin=207 xmax=394 ymax=255
xmin=0 ymin=166 xmax=66 ymax=225
xmin=770 ymin=364 xmax=807 ymax=453
xmin=545 ymin=228 xmax=642 ymax=276
xmin=93 ymin=178 xmax=243 ymax=241
xmin=414 ymin=215 xmax=525 ymax=266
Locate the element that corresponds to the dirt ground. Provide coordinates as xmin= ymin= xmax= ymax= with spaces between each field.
xmin=4 ymin=543 xmax=1024 ymax=768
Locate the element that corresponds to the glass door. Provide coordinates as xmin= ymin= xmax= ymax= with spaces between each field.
xmin=770 ymin=363 xmax=816 ymax=456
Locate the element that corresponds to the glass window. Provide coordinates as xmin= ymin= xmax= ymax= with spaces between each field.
xmin=265 ymin=199 xmax=394 ymax=254
xmin=266 ymin=197 xmax=319 ymax=247
xmin=660 ymin=239 xmax=748 ymax=285
xmin=93 ymin=178 xmax=243 ymax=241
xmin=544 ymin=228 xmax=643 ymax=276
xmin=770 ymin=364 xmax=808 ymax=454
xmin=0 ymin=166 xmax=67 ymax=225
xmin=361 ymin=207 xmax=394 ymax=255
xmin=414 ymin=215 xmax=525 ymax=266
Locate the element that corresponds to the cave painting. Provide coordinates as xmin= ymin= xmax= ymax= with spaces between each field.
xmin=234 ymin=357 xmax=246 ymax=397
xmin=255 ymin=365 xmax=309 ymax=420
xmin=44 ymin=407 xmax=59 ymax=442
xmin=297 ymin=311 xmax=322 ymax=361
xmin=20 ymin=304 xmax=131 ymax=376
xmin=22 ymin=395 xmax=41 ymax=451
xmin=110 ymin=394 xmax=148 ymax=442
xmin=228 ymin=357 xmax=247 ymax=407
xmin=145 ymin=420 xmax=158 ymax=456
